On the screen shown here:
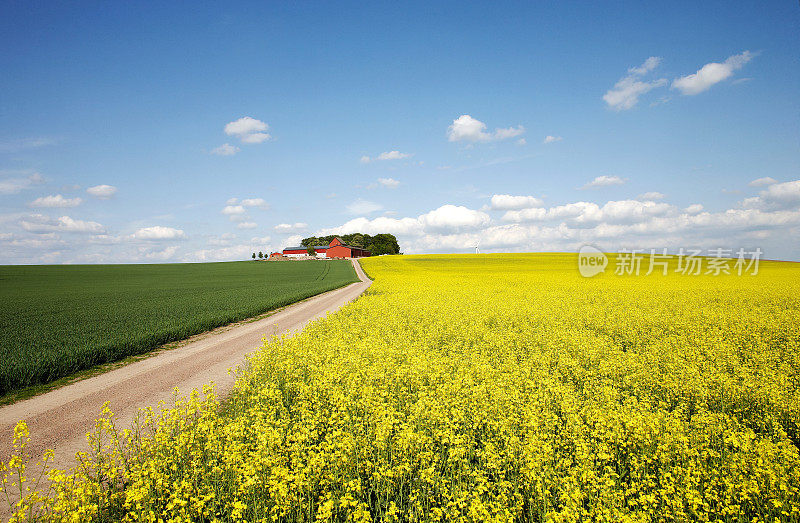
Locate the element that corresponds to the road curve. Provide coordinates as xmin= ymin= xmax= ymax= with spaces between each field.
xmin=0 ymin=259 xmax=371 ymax=478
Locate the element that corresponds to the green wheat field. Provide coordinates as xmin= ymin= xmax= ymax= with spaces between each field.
xmin=0 ymin=260 xmax=358 ymax=396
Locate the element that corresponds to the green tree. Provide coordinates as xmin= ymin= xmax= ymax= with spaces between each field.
xmin=350 ymin=233 xmax=365 ymax=247
xmin=307 ymin=245 xmax=316 ymax=256
xmin=252 ymin=253 xmax=256 ymax=260
xmin=258 ymin=251 xmax=263 ymax=259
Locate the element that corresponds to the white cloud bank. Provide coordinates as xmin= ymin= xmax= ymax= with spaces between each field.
xmin=447 ymin=115 xmax=524 ymax=143
xmin=5 ymin=179 xmax=800 ymax=263
xmin=316 ymin=180 xmax=800 ymax=257
xmin=543 ymin=135 xmax=562 ymax=144
xmin=672 ymin=51 xmax=755 ymax=95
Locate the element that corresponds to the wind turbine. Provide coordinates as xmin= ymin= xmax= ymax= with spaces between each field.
xmin=474 ymin=241 xmax=480 ymax=254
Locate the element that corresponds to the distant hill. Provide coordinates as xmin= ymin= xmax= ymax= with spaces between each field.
xmin=302 ymin=233 xmax=401 ymax=255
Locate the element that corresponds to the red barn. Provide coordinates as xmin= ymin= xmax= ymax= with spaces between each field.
xmin=325 ymin=237 xmax=370 ymax=258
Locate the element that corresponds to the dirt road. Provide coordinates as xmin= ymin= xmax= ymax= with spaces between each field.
xmin=0 ymin=259 xmax=371 ymax=484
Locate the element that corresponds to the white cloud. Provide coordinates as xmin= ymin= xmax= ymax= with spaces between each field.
xmin=582 ymin=175 xmax=626 ymax=189
xmin=543 ymin=135 xmax=562 ymax=144
xmin=86 ymin=185 xmax=117 ymax=199
xmin=240 ymin=133 xmax=271 ymax=144
xmin=502 ymin=199 xmax=673 ymax=225
xmin=628 ymin=56 xmax=662 ymax=76
xmin=490 ymin=194 xmax=544 ymax=210
xmin=224 ymin=116 xmax=268 ymax=136
xmin=603 ymin=57 xmax=667 ymax=110
xmin=377 ymin=177 xmax=400 ymax=189
xmin=0 ymin=172 xmax=44 ymax=195
xmin=274 ymin=222 xmax=308 ymax=232
xmin=211 ymin=143 xmax=239 ymax=156
xmin=237 ymin=222 xmax=257 ymax=229
xmin=672 ymin=51 xmax=755 ymax=95
xmin=685 ymin=204 xmax=704 ymax=214
xmin=749 ymin=177 xmax=777 ymax=187
xmin=493 ymin=126 xmax=526 ymax=140
xmin=378 ymin=150 xmax=411 ymax=161
xmin=284 ymin=234 xmax=304 ymax=247
xmin=361 ymin=151 xmax=412 ymax=163
xmin=637 ymin=191 xmax=666 ymax=201
xmin=30 ymin=194 xmax=83 ymax=208
xmin=251 ymin=235 xmax=271 ymax=244
xmin=222 ymin=197 xmax=266 ymax=213
xmin=223 ymin=117 xmax=271 ymax=143
xmin=318 ymin=204 xmax=490 ymax=237
xmin=131 ymin=226 xmax=186 ymax=240
xmin=221 ymin=205 xmax=246 ymax=216
xmin=241 ymin=198 xmax=269 ymax=209
xmin=346 ymin=199 xmax=383 ymax=215
xmin=419 ymin=205 xmax=491 ymax=232
xmin=447 ymin=115 xmax=525 ymax=143
xmin=741 ymin=180 xmax=800 ymax=210
xmin=20 ymin=214 xmax=106 ymax=234
xmin=318 ymin=216 xmax=423 ymax=237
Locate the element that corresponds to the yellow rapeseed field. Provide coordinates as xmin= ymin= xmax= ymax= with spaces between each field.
xmin=3 ymin=253 xmax=800 ymax=522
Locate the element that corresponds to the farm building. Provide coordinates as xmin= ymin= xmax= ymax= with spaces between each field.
xmin=281 ymin=237 xmax=370 ymax=259
xmin=326 ymin=236 xmax=370 ymax=258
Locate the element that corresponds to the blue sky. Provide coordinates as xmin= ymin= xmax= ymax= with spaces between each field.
xmin=1 ymin=1 xmax=799 ymax=263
